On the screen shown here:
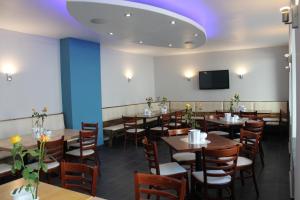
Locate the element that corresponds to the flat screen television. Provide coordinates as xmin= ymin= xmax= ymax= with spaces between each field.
xmin=199 ymin=70 xmax=229 ymax=89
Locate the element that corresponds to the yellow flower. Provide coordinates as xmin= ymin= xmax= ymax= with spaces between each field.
xmin=10 ymin=135 xmax=21 ymax=144
xmin=42 ymin=107 xmax=48 ymax=113
xmin=39 ymin=134 xmax=49 ymax=142
xmin=185 ymin=104 xmax=192 ymax=110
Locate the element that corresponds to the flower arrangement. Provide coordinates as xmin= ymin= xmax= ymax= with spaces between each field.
xmin=185 ymin=104 xmax=197 ymax=129
xmin=230 ymin=93 xmax=240 ymax=112
xmin=32 ymin=107 xmax=48 ymax=139
xmin=11 ymin=133 xmax=49 ymax=200
xmin=146 ymin=97 xmax=153 ymax=109
xmin=160 ymin=96 xmax=168 ymax=107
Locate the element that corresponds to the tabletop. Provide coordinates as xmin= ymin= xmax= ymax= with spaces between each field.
xmin=161 ymin=134 xmax=239 ymax=152
xmin=0 ymin=179 xmax=95 ymax=200
xmin=0 ymin=129 xmax=79 ymax=151
xmin=206 ymin=117 xmax=247 ymax=126
xmin=135 ymin=109 xmax=183 ymax=119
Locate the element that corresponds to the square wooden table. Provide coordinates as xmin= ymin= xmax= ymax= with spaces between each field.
xmin=0 ymin=129 xmax=79 ymax=151
xmin=0 ymin=179 xmax=95 ymax=200
xmin=162 ymin=134 xmax=239 ymax=171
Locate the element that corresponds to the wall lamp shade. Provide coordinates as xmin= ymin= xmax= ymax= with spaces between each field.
xmin=6 ymin=73 xmax=12 ymax=81
xmin=125 ymin=71 xmax=133 ymax=82
xmin=184 ymin=71 xmax=194 ymax=81
xmin=280 ymin=5 xmax=298 ymax=28
xmin=238 ymin=74 xmax=244 ymax=79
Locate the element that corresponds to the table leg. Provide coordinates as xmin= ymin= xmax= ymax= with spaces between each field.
xmin=195 ymin=151 xmax=202 ymax=171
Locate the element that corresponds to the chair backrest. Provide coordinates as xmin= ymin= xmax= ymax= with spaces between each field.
xmin=134 ymin=172 xmax=186 ymax=200
xmin=161 ymin=114 xmax=171 ymax=127
xmin=60 ymin=161 xmax=98 ymax=196
xmin=122 ymin=116 xmax=138 ymax=131
xmin=202 ymin=145 xmax=240 ymax=185
xmin=239 ymin=129 xmax=261 ymax=161
xmin=244 ymin=120 xmax=264 ymax=132
xmin=81 ymin=122 xmax=98 ymax=145
xmin=79 ymin=130 xmax=97 ymax=157
xmin=38 ymin=136 xmax=64 ymax=163
xmin=174 ymin=111 xmax=183 ymax=126
xmin=215 ymin=111 xmax=225 ymax=118
xmin=142 ymin=137 xmax=160 ymax=175
xmin=240 ymin=111 xmax=258 ymax=120
xmin=168 ymin=128 xmax=189 ymax=136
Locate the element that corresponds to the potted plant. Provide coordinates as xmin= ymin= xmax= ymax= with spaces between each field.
xmin=184 ymin=104 xmax=196 ymax=129
xmin=10 ymin=108 xmax=49 ymax=200
xmin=229 ymin=93 xmax=240 ymax=113
xmin=160 ymin=97 xmax=168 ymax=114
xmin=144 ymin=97 xmax=153 ymax=116
xmin=10 ymin=133 xmax=49 ymax=200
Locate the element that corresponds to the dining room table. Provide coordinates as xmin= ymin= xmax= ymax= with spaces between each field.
xmin=0 ymin=178 xmax=106 ymax=200
xmin=0 ymin=129 xmax=80 ymax=151
xmin=161 ymin=133 xmax=240 ymax=171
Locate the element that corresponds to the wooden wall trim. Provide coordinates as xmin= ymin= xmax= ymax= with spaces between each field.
xmin=0 ymin=112 xmax=64 ymax=123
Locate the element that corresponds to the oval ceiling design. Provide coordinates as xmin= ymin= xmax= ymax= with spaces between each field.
xmin=67 ymin=0 xmax=207 ymax=49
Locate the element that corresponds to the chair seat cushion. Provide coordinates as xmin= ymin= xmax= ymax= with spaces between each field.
xmin=219 ymin=156 xmax=252 ymax=167
xmin=169 ymin=122 xmax=181 ymax=127
xmin=103 ymin=124 xmax=124 ymax=131
xmin=265 ymin=122 xmax=280 ymax=126
xmin=126 ymin=128 xmax=145 ymax=133
xmin=66 ymin=149 xmax=95 ymax=157
xmin=192 ymin=170 xmax=231 ymax=185
xmin=208 ymin=131 xmax=229 ymax=136
xmin=151 ymin=162 xmax=186 ymax=176
xmin=69 ymin=139 xmax=94 ymax=148
xmin=0 ymin=151 xmax=11 ymax=160
xmin=0 ymin=163 xmax=11 ymax=174
xmin=150 ymin=127 xmax=168 ymax=131
xmin=173 ymin=152 xmax=195 ymax=162
xmin=27 ymin=161 xmax=60 ymax=170
xmin=263 ymin=117 xmax=280 ymax=122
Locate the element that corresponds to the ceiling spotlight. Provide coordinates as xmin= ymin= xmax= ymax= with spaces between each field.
xmin=139 ymin=40 xmax=143 ymax=44
xmin=194 ymin=33 xmax=199 ymax=37
xmin=108 ymin=32 xmax=114 ymax=36
xmin=170 ymin=20 xmax=176 ymax=25
xmin=168 ymin=43 xmax=173 ymax=47
xmin=125 ymin=13 xmax=132 ymax=18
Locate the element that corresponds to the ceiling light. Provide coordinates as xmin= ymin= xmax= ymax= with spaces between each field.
xmin=194 ymin=33 xmax=199 ymax=37
xmin=125 ymin=13 xmax=132 ymax=18
xmin=280 ymin=6 xmax=290 ymax=13
xmin=168 ymin=43 xmax=173 ymax=47
xmin=170 ymin=20 xmax=176 ymax=25
xmin=108 ymin=32 xmax=114 ymax=36
xmin=139 ymin=41 xmax=143 ymax=44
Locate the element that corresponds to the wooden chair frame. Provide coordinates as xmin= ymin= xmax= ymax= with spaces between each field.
xmin=123 ymin=116 xmax=145 ymax=148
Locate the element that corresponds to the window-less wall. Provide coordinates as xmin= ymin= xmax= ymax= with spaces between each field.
xmin=101 ymin=47 xmax=155 ymax=107
xmin=153 ymin=46 xmax=289 ymax=101
xmin=0 ymin=29 xmax=62 ymax=120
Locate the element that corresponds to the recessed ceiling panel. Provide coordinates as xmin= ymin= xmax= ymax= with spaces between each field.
xmin=67 ymin=0 xmax=207 ymax=49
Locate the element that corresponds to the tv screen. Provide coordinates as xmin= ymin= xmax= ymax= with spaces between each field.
xmin=199 ymin=70 xmax=229 ymax=89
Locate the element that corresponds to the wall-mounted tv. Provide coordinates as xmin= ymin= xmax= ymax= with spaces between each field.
xmin=199 ymin=70 xmax=229 ymax=90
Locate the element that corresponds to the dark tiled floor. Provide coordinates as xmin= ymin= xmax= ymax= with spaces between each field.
xmin=1 ymin=128 xmax=290 ymax=200
xmin=96 ymin=129 xmax=290 ymax=200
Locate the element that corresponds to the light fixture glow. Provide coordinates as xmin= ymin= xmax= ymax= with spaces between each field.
xmin=108 ymin=32 xmax=114 ymax=36
xmin=280 ymin=6 xmax=291 ymax=13
xmin=139 ymin=40 xmax=144 ymax=44
xmin=168 ymin=43 xmax=173 ymax=47
xmin=184 ymin=70 xmax=194 ymax=81
xmin=125 ymin=70 xmax=133 ymax=82
xmin=125 ymin=13 xmax=132 ymax=17
xmin=170 ymin=20 xmax=176 ymax=25
xmin=236 ymin=67 xmax=247 ymax=79
xmin=2 ymin=62 xmax=17 ymax=82
xmin=194 ymin=33 xmax=199 ymax=37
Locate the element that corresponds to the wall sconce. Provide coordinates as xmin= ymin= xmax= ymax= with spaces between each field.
xmin=184 ymin=71 xmax=194 ymax=81
xmin=125 ymin=71 xmax=133 ymax=82
xmin=6 ymin=73 xmax=12 ymax=81
xmin=238 ymin=74 xmax=244 ymax=79
xmin=2 ymin=63 xmax=16 ymax=82
xmin=280 ymin=5 xmax=298 ymax=29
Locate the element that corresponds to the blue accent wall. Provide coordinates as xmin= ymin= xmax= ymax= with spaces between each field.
xmin=60 ymin=38 xmax=103 ymax=145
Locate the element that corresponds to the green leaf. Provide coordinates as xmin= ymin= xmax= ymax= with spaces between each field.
xmin=27 ymin=149 xmax=39 ymax=157
xmin=14 ymin=160 xmax=22 ymax=170
xmin=41 ymin=163 xmax=48 ymax=173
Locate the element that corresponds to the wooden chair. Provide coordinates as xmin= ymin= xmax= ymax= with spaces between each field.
xmin=66 ymin=130 xmax=99 ymax=167
xmin=216 ymin=111 xmax=225 ymax=118
xmin=123 ymin=116 xmax=145 ymax=148
xmin=27 ymin=136 xmax=65 ymax=182
xmin=142 ymin=137 xmax=188 ymax=191
xmin=169 ymin=111 xmax=183 ymax=129
xmin=235 ymin=120 xmax=265 ymax=166
xmin=167 ymin=128 xmax=195 ymax=172
xmin=69 ymin=122 xmax=98 ymax=149
xmin=240 ymin=111 xmax=258 ymax=120
xmin=61 ymin=161 xmax=98 ymax=196
xmin=234 ymin=129 xmax=261 ymax=197
xmin=134 ymin=172 xmax=186 ymax=200
xmin=150 ymin=114 xmax=171 ymax=139
xmin=191 ymin=145 xmax=240 ymax=200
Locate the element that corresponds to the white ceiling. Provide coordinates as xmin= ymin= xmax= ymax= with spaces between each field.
xmin=0 ymin=0 xmax=289 ymax=56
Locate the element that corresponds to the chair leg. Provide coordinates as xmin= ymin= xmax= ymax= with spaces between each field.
xmin=231 ymin=182 xmax=236 ymax=200
xmin=135 ymin=134 xmax=138 ymax=148
xmin=259 ymin=143 xmax=265 ymax=167
xmin=218 ymin=189 xmax=222 ymax=198
xmin=124 ymin=133 xmax=127 ymax=149
xmin=252 ymin=165 xmax=259 ymax=197
xmin=240 ymin=171 xmax=245 ymax=186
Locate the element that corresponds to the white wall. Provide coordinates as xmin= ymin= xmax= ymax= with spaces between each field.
xmin=154 ymin=46 xmax=289 ymax=101
xmin=0 ymin=29 xmax=62 ymax=120
xmin=101 ymin=46 xmax=155 ymax=107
